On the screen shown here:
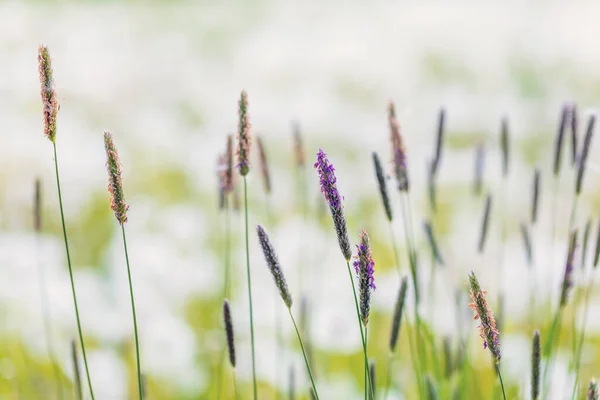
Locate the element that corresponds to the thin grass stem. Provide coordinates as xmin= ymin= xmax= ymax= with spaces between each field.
xmin=495 ymin=364 xmax=507 ymax=400
xmin=288 ymin=308 xmax=319 ymax=399
xmin=571 ymin=271 xmax=597 ymax=398
xmin=216 ymin=198 xmax=232 ymax=399
xmin=243 ymin=176 xmax=258 ymax=399
xmin=53 ymin=143 xmax=95 ymax=400
xmin=121 ymin=225 xmax=143 ymax=399
xmin=344 ymin=260 xmax=374 ymax=399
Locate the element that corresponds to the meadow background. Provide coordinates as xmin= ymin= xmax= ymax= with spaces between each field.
xmin=2 ymin=2 xmax=600 ymax=399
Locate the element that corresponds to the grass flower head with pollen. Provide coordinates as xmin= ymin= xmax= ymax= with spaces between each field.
xmin=354 ymin=229 xmax=376 ymax=326
xmin=38 ymin=45 xmax=58 ymax=143
xmin=314 ymin=149 xmax=352 ymax=261
xmin=468 ymin=271 xmax=501 ymax=363
xmin=237 ymin=90 xmax=252 ymax=176
xmin=104 ymin=131 xmax=129 ymax=225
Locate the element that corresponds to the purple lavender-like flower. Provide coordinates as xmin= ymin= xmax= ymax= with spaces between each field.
xmin=314 ymin=149 xmax=352 ymax=260
xmin=560 ymin=229 xmax=579 ymax=307
xmin=354 ymin=229 xmax=375 ymax=326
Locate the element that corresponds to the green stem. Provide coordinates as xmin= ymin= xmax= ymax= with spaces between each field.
xmin=35 ymin=234 xmax=64 ymax=399
xmin=344 ymin=261 xmax=374 ymax=400
xmin=288 ymin=308 xmax=319 ymax=399
xmin=571 ymin=271 xmax=597 ymax=399
xmin=243 ymin=176 xmax=258 ymax=400
xmin=542 ymin=307 xmax=563 ymax=395
xmin=121 ymin=225 xmax=143 ymax=399
xmin=365 ymin=326 xmax=368 ymax=400
xmin=53 ymin=143 xmax=95 ymax=400
xmin=495 ymin=363 xmax=507 ymax=400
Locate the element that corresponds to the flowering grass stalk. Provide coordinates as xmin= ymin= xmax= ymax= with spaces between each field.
xmin=532 ymin=330 xmax=541 ymax=400
xmin=256 ymin=225 xmax=318 ymax=399
xmin=384 ymin=277 xmax=408 ymax=399
xmin=354 ymin=230 xmax=376 ymax=399
xmin=236 ymin=90 xmax=258 ymax=399
xmin=38 ymin=45 xmax=95 ymax=400
xmin=388 ymin=101 xmax=429 ymax=391
xmin=104 ymin=131 xmax=143 ymax=400
xmin=33 ymin=179 xmax=64 ymax=399
xmin=468 ymin=272 xmax=506 ymax=400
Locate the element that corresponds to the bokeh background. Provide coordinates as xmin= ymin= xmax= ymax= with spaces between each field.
xmin=2 ymin=2 xmax=600 ymax=399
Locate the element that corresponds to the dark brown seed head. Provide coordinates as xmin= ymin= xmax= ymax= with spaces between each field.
xmin=571 ymin=104 xmax=579 ymax=167
xmin=257 ymin=225 xmax=293 ymax=308
xmin=560 ymin=229 xmax=578 ymax=307
xmin=554 ymin=104 xmax=569 ymax=177
xmin=532 ymin=330 xmax=541 ymax=400
xmin=34 ymin=178 xmax=42 ymax=233
xmin=576 ymin=114 xmax=595 ymax=195
xmin=521 ymin=223 xmax=533 ymax=267
xmin=424 ymin=221 xmax=444 ymax=265
xmin=372 ymin=152 xmax=392 ymax=221
xmin=256 ymin=136 xmax=272 ymax=195
xmin=389 ymin=276 xmax=408 ymax=352
xmin=38 ymin=45 xmax=59 ymax=143
xmin=223 ymin=299 xmax=236 ymax=367
xmin=431 ymin=107 xmax=445 ymax=177
xmin=236 ymin=90 xmax=252 ymax=176
xmin=478 ymin=194 xmax=492 ymax=253
xmin=104 ymin=131 xmax=129 ymax=225
xmin=594 ymin=218 xmax=600 ymax=269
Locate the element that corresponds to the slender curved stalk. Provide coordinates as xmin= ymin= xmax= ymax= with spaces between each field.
xmin=344 ymin=261 xmax=374 ymax=399
xmin=243 ymin=176 xmax=258 ymax=399
xmin=542 ymin=308 xmax=563 ymax=395
xmin=121 ymin=225 xmax=143 ymax=399
xmin=571 ymin=271 xmax=597 ymax=398
xmin=383 ymin=353 xmax=393 ymax=400
xmin=53 ymin=143 xmax=95 ymax=400
xmin=365 ymin=326 xmax=368 ymax=400
xmin=35 ymin=234 xmax=64 ymax=399
xmin=288 ymin=308 xmax=319 ymax=399
xmin=495 ymin=364 xmax=507 ymax=400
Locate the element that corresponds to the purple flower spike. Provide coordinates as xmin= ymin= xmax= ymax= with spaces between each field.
xmin=354 ymin=229 xmax=376 ymax=326
xmin=314 ymin=149 xmax=352 ymax=260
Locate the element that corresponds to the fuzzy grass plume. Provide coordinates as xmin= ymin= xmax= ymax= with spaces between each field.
xmin=576 ymin=115 xmax=595 ymax=195
xmin=474 ymin=143 xmax=485 ymax=196
xmin=478 ymin=194 xmax=492 ymax=253
xmin=553 ymin=104 xmax=569 ymax=176
xmin=388 ymin=101 xmax=409 ymax=192
xmin=104 ymin=131 xmax=129 ymax=225
xmin=532 ymin=330 xmax=541 ymax=400
xmin=354 ymin=229 xmax=376 ymax=326
xmin=560 ymin=229 xmax=579 ymax=307
xmin=38 ymin=45 xmax=58 ymax=143
xmin=389 ymin=276 xmax=408 ymax=352
xmin=314 ymin=149 xmax=352 ymax=261
xmin=257 ymin=225 xmax=293 ymax=308
xmin=531 ymin=168 xmax=540 ymax=225
xmin=468 ymin=272 xmax=501 ymax=363
xmin=223 ymin=299 xmax=236 ymax=367
xmin=500 ymin=117 xmax=510 ymax=178
xmin=237 ymin=90 xmax=252 ymax=176
xmin=256 ymin=136 xmax=272 ymax=195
